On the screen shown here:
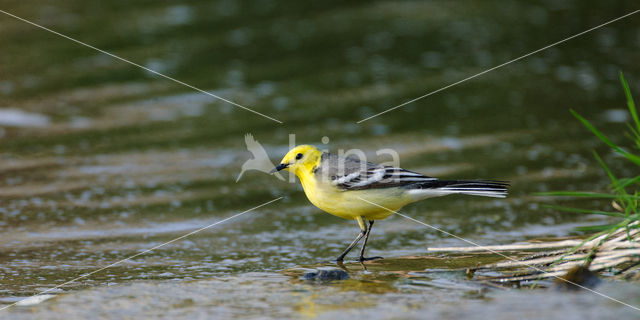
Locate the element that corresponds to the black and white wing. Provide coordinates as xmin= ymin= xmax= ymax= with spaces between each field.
xmin=317 ymin=152 xmax=509 ymax=197
xmin=317 ymin=153 xmax=435 ymax=190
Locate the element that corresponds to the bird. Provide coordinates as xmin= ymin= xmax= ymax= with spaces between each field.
xmin=236 ymin=133 xmax=285 ymax=182
xmin=271 ymin=144 xmax=508 ymax=262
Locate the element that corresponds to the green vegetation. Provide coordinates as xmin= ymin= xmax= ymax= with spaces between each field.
xmin=539 ymin=72 xmax=640 ymax=266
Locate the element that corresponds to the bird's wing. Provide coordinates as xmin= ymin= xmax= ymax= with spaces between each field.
xmin=317 ymin=153 xmax=436 ymax=190
xmin=244 ymin=133 xmax=273 ymax=161
xmin=245 ymin=133 xmax=260 ymax=150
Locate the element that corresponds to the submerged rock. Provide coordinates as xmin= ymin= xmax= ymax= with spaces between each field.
xmin=554 ymin=265 xmax=600 ymax=291
xmin=302 ymin=268 xmax=349 ymax=281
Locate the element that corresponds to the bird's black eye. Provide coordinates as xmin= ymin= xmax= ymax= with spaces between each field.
xmin=295 ymin=153 xmax=303 ymax=160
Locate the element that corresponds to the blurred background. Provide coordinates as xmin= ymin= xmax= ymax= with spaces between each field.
xmin=1 ymin=0 xmax=639 ymax=318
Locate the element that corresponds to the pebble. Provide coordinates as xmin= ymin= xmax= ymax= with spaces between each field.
xmin=303 ymin=268 xmax=349 ymax=281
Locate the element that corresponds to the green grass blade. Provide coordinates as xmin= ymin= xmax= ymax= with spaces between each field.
xmin=570 ymin=109 xmax=640 ymax=166
xmin=626 ymin=123 xmax=640 ymax=142
xmin=592 ymin=151 xmax=618 ymax=184
xmin=542 ymin=204 xmax=626 ymax=218
xmin=620 ymin=72 xmax=640 ymax=134
xmin=619 ymin=175 xmax=640 ymax=188
xmin=592 ymin=151 xmax=626 ymax=195
xmin=534 ymin=191 xmax=639 ymax=200
xmin=574 ymin=224 xmax=620 ymax=232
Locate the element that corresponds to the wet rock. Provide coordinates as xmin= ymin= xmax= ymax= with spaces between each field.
xmin=302 ymin=268 xmax=349 ymax=281
xmin=554 ymin=265 xmax=600 ymax=291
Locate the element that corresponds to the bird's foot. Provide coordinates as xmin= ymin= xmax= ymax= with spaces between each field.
xmin=358 ymin=256 xmax=383 ymax=262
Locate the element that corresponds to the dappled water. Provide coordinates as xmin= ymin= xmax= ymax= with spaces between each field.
xmin=1 ymin=0 xmax=640 ymax=318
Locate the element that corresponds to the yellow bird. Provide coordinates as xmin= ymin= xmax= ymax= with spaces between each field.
xmin=271 ymin=145 xmax=508 ymax=262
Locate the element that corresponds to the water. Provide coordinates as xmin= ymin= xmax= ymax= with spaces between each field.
xmin=1 ymin=0 xmax=640 ymax=318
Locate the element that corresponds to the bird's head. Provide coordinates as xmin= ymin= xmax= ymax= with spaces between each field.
xmin=271 ymin=145 xmax=322 ymax=177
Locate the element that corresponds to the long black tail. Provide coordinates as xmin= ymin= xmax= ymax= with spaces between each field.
xmin=408 ymin=180 xmax=509 ymax=198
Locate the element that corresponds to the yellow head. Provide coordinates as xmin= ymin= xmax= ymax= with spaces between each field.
xmin=271 ymin=145 xmax=323 ymax=177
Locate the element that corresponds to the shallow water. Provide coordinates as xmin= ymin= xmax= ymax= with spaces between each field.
xmin=1 ymin=0 xmax=640 ymax=318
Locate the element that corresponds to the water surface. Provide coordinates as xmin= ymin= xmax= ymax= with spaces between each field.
xmin=1 ymin=0 xmax=640 ymax=318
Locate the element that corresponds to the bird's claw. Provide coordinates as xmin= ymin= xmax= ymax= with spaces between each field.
xmin=358 ymin=256 xmax=383 ymax=262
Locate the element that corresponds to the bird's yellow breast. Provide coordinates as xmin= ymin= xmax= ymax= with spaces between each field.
xmin=297 ymin=169 xmax=413 ymax=220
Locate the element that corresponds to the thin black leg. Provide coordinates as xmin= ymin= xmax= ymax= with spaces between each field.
xmin=336 ymin=229 xmax=366 ymax=262
xmin=358 ymin=220 xmax=383 ymax=262
xmin=336 ymin=218 xmax=368 ymax=262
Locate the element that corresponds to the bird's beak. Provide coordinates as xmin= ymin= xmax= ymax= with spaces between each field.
xmin=270 ymin=163 xmax=289 ymax=173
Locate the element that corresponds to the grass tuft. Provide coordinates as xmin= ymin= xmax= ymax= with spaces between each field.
xmin=537 ymin=72 xmax=640 ymax=265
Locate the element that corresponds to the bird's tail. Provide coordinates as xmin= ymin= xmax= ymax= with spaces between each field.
xmin=407 ymin=180 xmax=509 ymax=199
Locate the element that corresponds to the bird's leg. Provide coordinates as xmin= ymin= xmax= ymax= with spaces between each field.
xmin=358 ymin=220 xmax=383 ymax=262
xmin=335 ymin=217 xmax=367 ymax=262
